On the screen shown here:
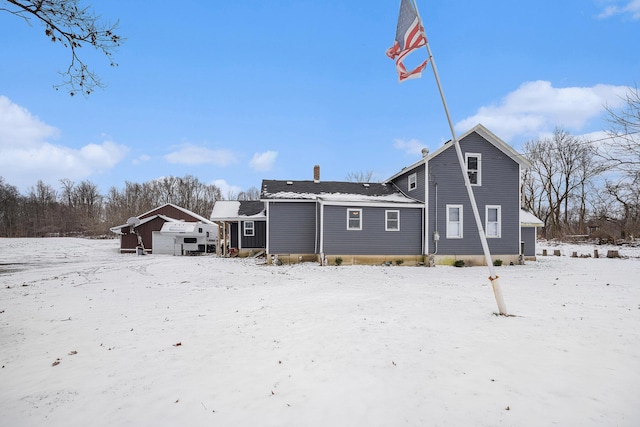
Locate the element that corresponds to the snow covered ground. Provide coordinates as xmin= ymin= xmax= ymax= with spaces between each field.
xmin=1 ymin=237 xmax=639 ymax=426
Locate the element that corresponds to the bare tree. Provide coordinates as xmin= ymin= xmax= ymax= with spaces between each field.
xmin=345 ymin=170 xmax=374 ymax=183
xmin=237 ymin=186 xmax=260 ymax=201
xmin=2 ymin=0 xmax=122 ymax=95
xmin=523 ymin=128 xmax=602 ymax=238
xmin=601 ymin=85 xmax=640 ymax=173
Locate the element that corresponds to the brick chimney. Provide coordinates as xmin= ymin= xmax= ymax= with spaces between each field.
xmin=313 ymin=165 xmax=320 ymax=183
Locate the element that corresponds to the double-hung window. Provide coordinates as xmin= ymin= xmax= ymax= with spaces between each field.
xmin=466 ymin=153 xmax=481 ymax=186
xmin=244 ymin=221 xmax=255 ymax=236
xmin=347 ymin=209 xmax=362 ymax=230
xmin=485 ymin=206 xmax=501 ymax=238
xmin=408 ymin=173 xmax=417 ymax=191
xmin=446 ymin=205 xmax=463 ymax=239
xmin=385 ymin=210 xmax=400 ymax=231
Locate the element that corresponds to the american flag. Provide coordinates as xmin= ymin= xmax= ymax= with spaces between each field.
xmin=386 ymin=0 xmax=429 ymax=82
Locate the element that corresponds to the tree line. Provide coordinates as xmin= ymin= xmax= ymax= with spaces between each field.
xmin=0 ymin=175 xmax=259 ymax=237
xmin=522 ymin=87 xmax=639 ymax=242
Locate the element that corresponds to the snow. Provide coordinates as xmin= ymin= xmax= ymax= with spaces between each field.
xmin=264 ymin=191 xmax=421 ymax=203
xmin=1 ymin=237 xmax=639 ymax=426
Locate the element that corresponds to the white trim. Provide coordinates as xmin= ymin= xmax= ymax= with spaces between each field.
xmin=446 ymin=204 xmax=463 ymax=239
xmin=243 ymin=220 xmax=255 ymax=236
xmin=408 ymin=173 xmax=417 ymax=191
xmin=465 ymin=152 xmax=482 ymax=186
xmin=347 ymin=208 xmax=362 ymax=230
xmin=385 ymin=210 xmax=400 ymax=231
xmin=485 ymin=205 xmax=501 ymax=238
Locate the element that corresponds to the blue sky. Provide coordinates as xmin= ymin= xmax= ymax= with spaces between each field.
xmin=1 ymin=0 xmax=639 ymax=196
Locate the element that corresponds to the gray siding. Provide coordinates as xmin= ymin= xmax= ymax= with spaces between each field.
xmin=521 ymin=227 xmax=537 ymax=256
xmin=241 ymin=220 xmax=266 ymax=249
xmin=391 ymin=164 xmax=426 ymax=201
xmin=427 ymin=132 xmax=521 ymax=255
xmin=322 ymin=205 xmax=422 ymax=255
xmin=268 ymin=201 xmax=317 ymax=254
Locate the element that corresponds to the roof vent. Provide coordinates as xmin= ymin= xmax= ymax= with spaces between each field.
xmin=363 ymin=183 xmax=370 ymax=187
xmin=286 ymin=181 xmax=293 ymax=185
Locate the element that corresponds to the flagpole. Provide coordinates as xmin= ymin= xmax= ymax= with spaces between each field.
xmin=412 ymin=2 xmax=507 ymax=315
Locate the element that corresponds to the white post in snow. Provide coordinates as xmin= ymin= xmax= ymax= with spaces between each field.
xmin=418 ymin=22 xmax=507 ymax=315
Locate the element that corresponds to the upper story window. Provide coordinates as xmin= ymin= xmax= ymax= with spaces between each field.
xmin=385 ymin=210 xmax=400 ymax=231
xmin=244 ymin=221 xmax=255 ymax=236
xmin=446 ymin=204 xmax=463 ymax=239
xmin=347 ymin=209 xmax=362 ymax=230
xmin=466 ymin=153 xmax=481 ymax=186
xmin=485 ymin=205 xmax=501 ymax=238
xmin=408 ymin=173 xmax=417 ymax=191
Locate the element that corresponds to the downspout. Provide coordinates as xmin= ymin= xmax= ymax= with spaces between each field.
xmin=423 ymin=149 xmax=429 ymax=257
xmin=433 ymin=183 xmax=439 ymax=254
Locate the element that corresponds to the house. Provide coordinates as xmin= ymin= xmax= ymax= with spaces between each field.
xmin=262 ymin=124 xmax=541 ymax=266
xmin=261 ymin=176 xmax=424 ymax=265
xmin=209 ymin=200 xmax=266 ymax=256
xmin=109 ymin=203 xmax=216 ymax=254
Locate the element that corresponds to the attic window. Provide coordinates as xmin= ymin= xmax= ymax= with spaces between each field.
xmin=466 ymin=153 xmax=481 ymax=186
xmin=408 ymin=173 xmax=417 ymax=191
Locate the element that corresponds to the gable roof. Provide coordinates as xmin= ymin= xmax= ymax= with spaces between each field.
xmin=386 ymin=123 xmax=530 ymax=182
xmin=137 ymin=203 xmax=214 ymax=224
xmin=520 ymin=209 xmax=544 ymax=227
xmin=210 ymin=200 xmax=266 ymax=221
xmin=109 ymin=214 xmax=176 ymax=235
xmin=261 ymin=180 xmax=420 ymax=204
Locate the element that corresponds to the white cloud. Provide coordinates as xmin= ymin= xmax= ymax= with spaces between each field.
xmin=212 ymin=179 xmax=242 ymax=199
xmin=164 ymin=143 xmax=237 ymax=166
xmin=249 ymin=150 xmax=278 ymax=172
xmin=455 ymin=80 xmax=630 ymax=141
xmin=393 ymin=138 xmax=427 ymax=155
xmin=132 ymin=154 xmax=151 ymax=165
xmin=0 ymin=96 xmax=128 ymax=190
xmin=597 ymin=0 xmax=640 ymax=20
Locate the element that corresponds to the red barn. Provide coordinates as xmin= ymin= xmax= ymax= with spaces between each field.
xmin=110 ymin=203 xmax=215 ymax=254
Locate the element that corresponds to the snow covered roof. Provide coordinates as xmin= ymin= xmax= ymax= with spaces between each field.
xmin=210 ymin=200 xmax=266 ymax=221
xmin=261 ymin=180 xmax=420 ymax=204
xmin=109 ymin=214 xmax=176 ymax=235
xmin=137 ymin=203 xmax=214 ymax=224
xmin=521 ymin=209 xmax=544 ymax=227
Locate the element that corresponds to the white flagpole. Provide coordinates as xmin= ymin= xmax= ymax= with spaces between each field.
xmin=412 ymin=1 xmax=507 ymax=315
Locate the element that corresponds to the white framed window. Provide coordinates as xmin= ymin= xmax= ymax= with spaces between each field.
xmin=446 ymin=204 xmax=463 ymax=239
xmin=466 ymin=153 xmax=481 ymax=186
xmin=385 ymin=210 xmax=400 ymax=231
xmin=347 ymin=209 xmax=362 ymax=230
xmin=485 ymin=205 xmax=501 ymax=238
xmin=244 ymin=221 xmax=255 ymax=236
xmin=408 ymin=173 xmax=417 ymax=191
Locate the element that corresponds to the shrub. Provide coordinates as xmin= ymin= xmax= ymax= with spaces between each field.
xmin=454 ymin=260 xmax=465 ymax=267
xmin=395 ymin=259 xmax=404 ymax=266
xmin=335 ymin=257 xmax=343 ymax=266
xmin=493 ymin=259 xmax=503 ymax=266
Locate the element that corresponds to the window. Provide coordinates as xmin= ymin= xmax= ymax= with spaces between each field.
xmin=347 ymin=209 xmax=362 ymax=230
xmin=244 ymin=221 xmax=255 ymax=236
xmin=446 ymin=205 xmax=463 ymax=238
xmin=408 ymin=173 xmax=417 ymax=191
xmin=184 ymin=237 xmax=197 ymax=244
xmin=485 ymin=205 xmax=501 ymax=238
xmin=385 ymin=210 xmax=400 ymax=231
xmin=466 ymin=153 xmax=481 ymax=186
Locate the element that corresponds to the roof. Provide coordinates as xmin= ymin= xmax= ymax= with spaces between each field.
xmin=521 ymin=209 xmax=544 ymax=227
xmin=210 ymin=200 xmax=266 ymax=221
xmin=386 ymin=124 xmax=531 ymax=182
xmin=261 ymin=180 xmax=421 ymax=204
xmin=109 ymin=214 xmax=176 ymax=234
xmin=137 ymin=203 xmax=214 ymax=224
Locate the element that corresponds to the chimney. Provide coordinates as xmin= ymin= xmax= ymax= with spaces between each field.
xmin=313 ymin=165 xmax=320 ymax=183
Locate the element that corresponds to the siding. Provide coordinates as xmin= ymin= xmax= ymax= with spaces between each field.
xmin=268 ymin=201 xmax=317 ymax=254
xmin=521 ymin=227 xmax=536 ymax=256
xmin=391 ymin=164 xmax=426 ymax=201
xmin=241 ymin=220 xmax=266 ymax=249
xmin=427 ymin=132 xmax=521 ymax=255
xmin=322 ymin=205 xmax=422 ymax=255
